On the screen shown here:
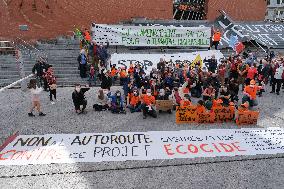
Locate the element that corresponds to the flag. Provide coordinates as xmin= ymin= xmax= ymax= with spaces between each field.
xmin=229 ymin=34 xmax=245 ymax=54
xmin=229 ymin=35 xmax=238 ymax=49
xmin=190 ymin=54 xmax=203 ymax=69
xmin=235 ymin=42 xmax=245 ymax=54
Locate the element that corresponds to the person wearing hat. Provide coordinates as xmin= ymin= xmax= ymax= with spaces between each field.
xmin=141 ymin=89 xmax=157 ymax=119
xmin=242 ymin=80 xmax=262 ymax=107
xmin=72 ymin=84 xmax=90 ymax=114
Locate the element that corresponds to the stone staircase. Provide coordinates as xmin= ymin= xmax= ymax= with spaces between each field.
xmin=0 ymin=38 xmax=279 ymax=88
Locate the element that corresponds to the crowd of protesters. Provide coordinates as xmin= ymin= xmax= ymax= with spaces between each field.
xmin=28 ymin=28 xmax=284 ymax=119
xmin=70 ymin=47 xmax=284 ymax=119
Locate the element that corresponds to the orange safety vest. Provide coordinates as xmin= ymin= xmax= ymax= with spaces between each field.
xmin=120 ymin=70 xmax=127 ymax=78
xmin=244 ymin=86 xmax=261 ymax=100
xmin=213 ymin=32 xmax=221 ymax=42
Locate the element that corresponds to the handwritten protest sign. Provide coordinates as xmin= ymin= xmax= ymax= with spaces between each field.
xmin=92 ymin=24 xmax=211 ymax=47
xmin=212 ymin=107 xmax=235 ymax=122
xmin=236 ymin=111 xmax=259 ymax=125
xmin=156 ymin=100 xmax=173 ymax=112
xmin=176 ymin=106 xmax=198 ymax=123
xmin=0 ymin=128 xmax=283 ymax=166
xmin=197 ymin=112 xmax=215 ymax=124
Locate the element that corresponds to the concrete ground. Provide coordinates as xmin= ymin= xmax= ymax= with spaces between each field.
xmin=0 ymin=86 xmax=283 ymax=189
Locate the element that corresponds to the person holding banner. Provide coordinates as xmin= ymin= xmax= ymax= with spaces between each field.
xmin=141 ymin=89 xmax=157 ymax=119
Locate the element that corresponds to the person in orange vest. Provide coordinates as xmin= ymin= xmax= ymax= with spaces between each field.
xmin=110 ymin=65 xmax=118 ymax=82
xmin=242 ymin=80 xmax=262 ymax=107
xmin=180 ymin=94 xmax=192 ymax=107
xmin=128 ymin=88 xmax=141 ymax=113
xmin=128 ymin=64 xmax=135 ymax=75
xmin=141 ymin=89 xmax=157 ymax=119
xmin=84 ymin=29 xmax=91 ymax=43
xmin=209 ymin=27 xmax=222 ymax=50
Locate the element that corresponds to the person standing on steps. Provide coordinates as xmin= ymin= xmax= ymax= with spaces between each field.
xmin=77 ymin=49 xmax=87 ymax=78
xmin=28 ymin=79 xmax=46 ymax=117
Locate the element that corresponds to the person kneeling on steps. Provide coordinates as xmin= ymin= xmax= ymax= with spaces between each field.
xmin=141 ymin=89 xmax=157 ymax=119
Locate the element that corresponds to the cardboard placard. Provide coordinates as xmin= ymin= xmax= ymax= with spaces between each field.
xmin=212 ymin=107 xmax=235 ymax=122
xmin=237 ymin=111 xmax=259 ymax=125
xmin=176 ymin=106 xmax=198 ymax=123
xmin=197 ymin=112 xmax=215 ymax=124
xmin=156 ymin=100 xmax=173 ymax=111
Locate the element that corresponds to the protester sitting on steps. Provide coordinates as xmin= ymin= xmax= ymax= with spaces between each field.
xmin=72 ymin=84 xmax=90 ymax=114
xmin=28 ymin=79 xmax=46 ymax=117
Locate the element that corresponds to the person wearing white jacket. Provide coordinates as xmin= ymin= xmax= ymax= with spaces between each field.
xmin=28 ymin=79 xmax=46 ymax=117
xmin=272 ymin=63 xmax=284 ymax=95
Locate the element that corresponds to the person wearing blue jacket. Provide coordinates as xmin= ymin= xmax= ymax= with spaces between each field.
xmin=109 ymin=90 xmax=126 ymax=114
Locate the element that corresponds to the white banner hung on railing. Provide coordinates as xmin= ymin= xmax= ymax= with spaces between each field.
xmin=92 ymin=24 xmax=211 ymax=47
xmin=0 ymin=128 xmax=283 ymax=166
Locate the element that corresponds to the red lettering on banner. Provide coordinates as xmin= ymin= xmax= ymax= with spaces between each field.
xmin=219 ymin=143 xmax=234 ymax=152
xmin=188 ymin=144 xmax=198 ymax=153
xmin=200 ymin=144 xmax=213 ymax=152
xmin=0 ymin=150 xmax=16 ymax=160
xmin=212 ymin=143 xmax=222 ymax=152
xmin=164 ymin=144 xmax=175 ymax=156
xmin=231 ymin=142 xmax=246 ymax=152
xmin=176 ymin=145 xmax=187 ymax=154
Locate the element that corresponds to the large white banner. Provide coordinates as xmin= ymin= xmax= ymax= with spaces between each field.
xmin=0 ymin=128 xmax=283 ymax=166
xmin=110 ymin=50 xmax=224 ymax=75
xmin=92 ymin=24 xmax=211 ymax=47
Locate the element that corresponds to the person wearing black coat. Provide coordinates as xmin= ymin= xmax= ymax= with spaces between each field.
xmin=72 ymin=84 xmax=90 ymax=114
xmin=32 ymin=60 xmax=49 ymax=90
xmin=208 ymin=55 xmax=218 ymax=73
xmin=101 ymin=70 xmax=112 ymax=90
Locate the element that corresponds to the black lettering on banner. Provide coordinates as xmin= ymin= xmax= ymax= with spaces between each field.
xmin=102 ymin=147 xmax=111 ymax=157
xmin=145 ymin=145 xmax=150 ymax=156
xmin=69 ymin=152 xmax=86 ymax=159
xmin=13 ymin=137 xmax=52 ymax=147
xmin=112 ymin=147 xmax=121 ymax=157
xmin=132 ymin=146 xmax=139 ymax=157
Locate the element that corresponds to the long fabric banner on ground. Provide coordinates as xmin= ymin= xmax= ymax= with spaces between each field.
xmin=110 ymin=50 xmax=224 ymax=74
xmin=0 ymin=128 xmax=283 ymax=166
xmin=92 ymin=24 xmax=211 ymax=47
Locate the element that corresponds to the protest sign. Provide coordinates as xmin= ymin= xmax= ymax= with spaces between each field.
xmin=0 ymin=128 xmax=283 ymax=166
xmin=197 ymin=112 xmax=215 ymax=124
xmin=176 ymin=106 xmax=198 ymax=123
xmin=110 ymin=50 xmax=224 ymax=75
xmin=92 ymin=24 xmax=211 ymax=47
xmin=156 ymin=100 xmax=173 ymax=112
xmin=236 ymin=111 xmax=259 ymax=125
xmin=212 ymin=107 xmax=235 ymax=122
